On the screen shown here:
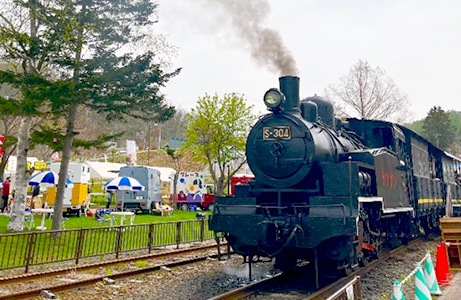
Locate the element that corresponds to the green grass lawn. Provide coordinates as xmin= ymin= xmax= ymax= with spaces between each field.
xmin=0 ymin=210 xmax=215 ymax=271
xmin=0 ymin=210 xmax=211 ymax=234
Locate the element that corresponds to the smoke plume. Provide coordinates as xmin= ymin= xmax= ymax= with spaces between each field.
xmin=204 ymin=0 xmax=298 ymax=76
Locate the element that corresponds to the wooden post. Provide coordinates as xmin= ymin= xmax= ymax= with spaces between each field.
xmin=148 ymin=223 xmax=154 ymax=254
xmin=176 ymin=222 xmax=182 ymax=249
xmin=24 ymin=233 xmax=36 ymax=273
xmin=115 ymin=226 xmax=123 ymax=259
xmin=200 ymin=219 xmax=205 ymax=242
xmin=75 ymin=229 xmax=85 ymax=265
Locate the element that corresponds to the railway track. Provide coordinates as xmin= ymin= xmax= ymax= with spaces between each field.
xmin=209 ymin=238 xmax=422 ymax=300
xmin=304 ymin=239 xmax=422 ymax=300
xmin=207 ymin=272 xmax=286 ymax=300
xmin=0 ymin=243 xmax=229 ymax=300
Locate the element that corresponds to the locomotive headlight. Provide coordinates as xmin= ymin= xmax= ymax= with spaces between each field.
xmin=264 ymin=88 xmax=284 ymax=110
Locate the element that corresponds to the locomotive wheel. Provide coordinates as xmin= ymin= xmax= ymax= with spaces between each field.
xmin=179 ymin=204 xmax=189 ymax=211
xmin=317 ymin=262 xmax=343 ymax=282
xmin=275 ymin=254 xmax=298 ymax=270
xmin=342 ymin=264 xmax=353 ymax=276
xmin=359 ymin=255 xmax=370 ymax=267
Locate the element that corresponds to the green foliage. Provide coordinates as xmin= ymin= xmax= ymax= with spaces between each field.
xmin=185 ymin=93 xmax=255 ymax=196
xmin=0 ymin=213 xmax=215 ymax=270
xmin=1 ymin=1 xmax=181 ymax=231
xmin=407 ymin=111 xmax=461 ymax=137
xmin=30 ymin=127 xmax=123 ymax=153
xmin=448 ymin=110 xmax=461 ymax=138
xmin=405 ymin=119 xmax=424 ymax=134
xmin=421 ymin=106 xmax=455 ymax=150
xmin=135 ymin=260 xmax=147 ymax=268
xmin=0 ymin=210 xmax=211 ymax=234
xmin=404 ymin=110 xmax=461 ymax=156
xmin=0 ymin=95 xmax=21 ymax=116
xmin=166 ymin=148 xmax=184 ymax=164
xmin=0 ymin=0 xmax=180 ymax=148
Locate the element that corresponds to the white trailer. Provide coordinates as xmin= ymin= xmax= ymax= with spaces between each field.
xmin=116 ymin=166 xmax=162 ymax=213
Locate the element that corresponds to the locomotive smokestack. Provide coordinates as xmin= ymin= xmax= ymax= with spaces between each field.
xmin=280 ymin=76 xmax=300 ymax=113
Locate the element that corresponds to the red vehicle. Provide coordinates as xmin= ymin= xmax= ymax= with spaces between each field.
xmin=230 ymin=174 xmax=254 ymax=196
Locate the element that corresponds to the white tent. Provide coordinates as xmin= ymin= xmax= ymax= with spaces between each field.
xmin=150 ymin=167 xmax=176 ymax=181
xmin=85 ymin=161 xmax=126 ymax=179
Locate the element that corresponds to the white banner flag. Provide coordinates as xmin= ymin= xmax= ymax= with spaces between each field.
xmin=126 ymin=140 xmax=137 ymax=166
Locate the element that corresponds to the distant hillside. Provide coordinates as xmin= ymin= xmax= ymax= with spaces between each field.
xmin=105 ymin=149 xmax=205 ymax=172
xmin=405 ymin=110 xmax=461 ymax=136
xmin=405 ymin=110 xmax=461 ymax=155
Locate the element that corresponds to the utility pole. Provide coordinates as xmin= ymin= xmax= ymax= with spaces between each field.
xmin=158 ymin=125 xmax=162 ymax=149
xmin=147 ymin=126 xmax=151 ymax=166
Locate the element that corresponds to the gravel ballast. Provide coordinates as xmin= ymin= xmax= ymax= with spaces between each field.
xmin=54 ymin=236 xmax=445 ymax=300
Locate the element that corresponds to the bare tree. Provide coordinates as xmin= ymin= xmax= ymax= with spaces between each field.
xmin=326 ymin=60 xmax=412 ymax=122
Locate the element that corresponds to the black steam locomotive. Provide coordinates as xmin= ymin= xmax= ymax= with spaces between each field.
xmin=209 ymin=76 xmax=461 ymax=281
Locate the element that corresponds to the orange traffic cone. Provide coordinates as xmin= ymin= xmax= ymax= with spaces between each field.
xmin=440 ymin=241 xmax=454 ymax=279
xmin=436 ymin=245 xmax=452 ymax=286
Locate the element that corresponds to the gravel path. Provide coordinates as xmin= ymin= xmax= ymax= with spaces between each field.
xmin=361 ymin=235 xmax=441 ymax=300
xmin=58 ymin=255 xmax=276 ymax=300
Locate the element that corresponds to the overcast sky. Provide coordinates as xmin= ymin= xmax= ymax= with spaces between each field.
xmin=154 ymin=0 xmax=461 ymax=121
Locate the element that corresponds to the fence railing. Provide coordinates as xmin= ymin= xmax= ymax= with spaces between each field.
xmin=0 ymin=219 xmax=214 ymax=273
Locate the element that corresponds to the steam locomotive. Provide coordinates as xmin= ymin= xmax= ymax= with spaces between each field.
xmin=209 ymin=76 xmax=461 ymax=281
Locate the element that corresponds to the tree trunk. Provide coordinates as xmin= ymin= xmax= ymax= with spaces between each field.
xmin=7 ymin=0 xmax=37 ymax=232
xmin=172 ymin=172 xmax=178 ymax=209
xmin=52 ymin=3 xmax=85 ymax=231
xmin=52 ymin=102 xmax=78 ymax=231
xmin=216 ymin=171 xmax=226 ymax=197
xmin=7 ymin=117 xmax=31 ymax=232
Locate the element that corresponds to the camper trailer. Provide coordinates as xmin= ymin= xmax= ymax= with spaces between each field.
xmin=46 ymin=162 xmax=91 ymax=216
xmin=116 ymin=166 xmax=162 ymax=213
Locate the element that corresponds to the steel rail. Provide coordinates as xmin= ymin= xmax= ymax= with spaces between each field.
xmin=0 ymin=244 xmax=229 ymax=300
xmin=207 ymin=272 xmax=286 ymax=300
xmin=303 ymin=238 xmax=422 ymax=300
xmin=0 ymin=243 xmax=224 ymax=285
xmin=208 ymin=238 xmax=423 ymax=300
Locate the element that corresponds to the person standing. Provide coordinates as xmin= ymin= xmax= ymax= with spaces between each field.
xmin=31 ymin=185 xmax=40 ymax=209
xmin=1 ymin=177 xmax=11 ymax=213
xmin=106 ymin=190 xmax=113 ymax=209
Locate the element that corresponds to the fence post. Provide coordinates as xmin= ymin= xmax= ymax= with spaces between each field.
xmin=148 ymin=223 xmax=154 ymax=254
xmin=24 ymin=232 xmax=37 ymax=273
xmin=176 ymin=222 xmax=182 ymax=249
xmin=75 ymin=229 xmax=85 ymax=265
xmin=200 ymin=219 xmax=205 ymax=242
xmin=115 ymin=226 xmax=123 ymax=259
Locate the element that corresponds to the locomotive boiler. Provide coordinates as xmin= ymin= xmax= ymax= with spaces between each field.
xmin=209 ymin=76 xmax=461 ymax=282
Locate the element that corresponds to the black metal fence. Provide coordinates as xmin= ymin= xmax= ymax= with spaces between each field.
xmin=0 ymin=219 xmax=214 ymax=273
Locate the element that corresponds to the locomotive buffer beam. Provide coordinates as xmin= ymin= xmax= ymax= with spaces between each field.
xmin=250 ymin=179 xmax=320 ymax=194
